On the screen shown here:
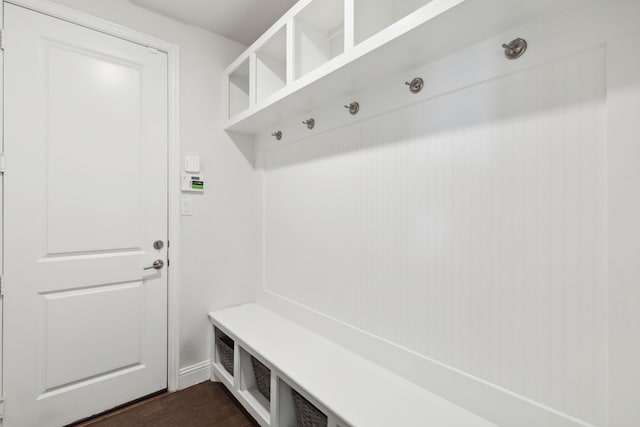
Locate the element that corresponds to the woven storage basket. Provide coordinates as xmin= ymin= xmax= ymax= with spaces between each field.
xmin=216 ymin=334 xmax=234 ymax=376
xmin=251 ymin=356 xmax=271 ymax=401
xmin=291 ymin=389 xmax=328 ymax=427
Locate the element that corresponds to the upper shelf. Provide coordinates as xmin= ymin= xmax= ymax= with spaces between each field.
xmin=224 ymin=0 xmax=575 ymax=135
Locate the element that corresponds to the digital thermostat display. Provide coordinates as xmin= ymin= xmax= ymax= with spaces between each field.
xmin=182 ymin=174 xmax=205 ymax=193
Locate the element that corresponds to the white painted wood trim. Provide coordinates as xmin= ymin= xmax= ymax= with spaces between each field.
xmin=343 ymin=0 xmax=355 ymax=51
xmin=3 ymin=0 xmax=182 ymax=392
xmin=178 ymin=360 xmax=211 ymax=390
xmin=249 ymin=52 xmax=257 ymax=108
xmin=5 ymin=0 xmax=174 ymax=52
xmin=285 ymin=19 xmax=294 ymax=85
xmin=0 ymin=0 xmax=5 ymax=405
xmin=166 ymin=46 xmax=181 ymax=393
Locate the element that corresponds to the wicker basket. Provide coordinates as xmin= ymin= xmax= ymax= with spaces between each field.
xmin=291 ymin=389 xmax=327 ymax=427
xmin=251 ymin=356 xmax=271 ymax=401
xmin=216 ymin=333 xmax=234 ymax=376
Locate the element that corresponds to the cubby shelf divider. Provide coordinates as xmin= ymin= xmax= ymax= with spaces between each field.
xmin=223 ymin=0 xmax=575 ymax=135
xmin=238 ymin=346 xmax=271 ymax=425
xmin=210 ymin=318 xmax=349 ymax=427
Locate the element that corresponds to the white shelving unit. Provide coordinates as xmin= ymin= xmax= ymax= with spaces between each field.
xmin=275 ymin=379 xmax=298 ymax=427
xmin=238 ymin=347 xmax=271 ymax=425
xmin=294 ymin=0 xmax=345 ymax=80
xmin=210 ymin=311 xmax=341 ymax=427
xmin=353 ymin=0 xmax=434 ymax=45
xmin=256 ymin=27 xmax=287 ymax=104
xmin=223 ymin=0 xmax=575 ymax=134
xmin=212 ymin=328 xmax=235 ymax=387
xmin=227 ymin=59 xmax=250 ymax=119
xmin=276 ymin=378 xmax=331 ymax=427
xmin=209 ymin=304 xmax=496 ymax=427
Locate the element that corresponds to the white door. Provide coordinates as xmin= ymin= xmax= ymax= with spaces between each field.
xmin=3 ymin=4 xmax=169 ymax=426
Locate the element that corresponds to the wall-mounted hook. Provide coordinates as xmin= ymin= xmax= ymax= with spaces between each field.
xmin=271 ymin=131 xmax=283 ymax=141
xmin=502 ymin=38 xmax=527 ymax=60
xmin=344 ymin=102 xmax=360 ymax=115
xmin=405 ymin=77 xmax=424 ymax=94
xmin=302 ymin=119 xmax=315 ymax=130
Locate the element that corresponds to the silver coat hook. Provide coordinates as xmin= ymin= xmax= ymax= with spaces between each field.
xmin=405 ymin=77 xmax=424 ymax=94
xmin=271 ymin=131 xmax=282 ymax=141
xmin=344 ymin=102 xmax=360 ymax=115
xmin=502 ymin=38 xmax=527 ymax=60
xmin=302 ymin=119 xmax=315 ymax=130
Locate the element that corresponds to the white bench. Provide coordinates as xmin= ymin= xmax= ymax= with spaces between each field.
xmin=208 ymin=304 xmax=496 ymax=427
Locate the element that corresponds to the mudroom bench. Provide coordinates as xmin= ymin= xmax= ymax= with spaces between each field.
xmin=208 ymin=304 xmax=495 ymax=427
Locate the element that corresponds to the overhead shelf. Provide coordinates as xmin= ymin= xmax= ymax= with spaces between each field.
xmin=294 ymin=0 xmax=346 ymax=80
xmin=224 ymin=0 xmax=575 ymax=135
xmin=256 ymin=27 xmax=287 ymax=104
xmin=228 ymin=59 xmax=250 ymax=119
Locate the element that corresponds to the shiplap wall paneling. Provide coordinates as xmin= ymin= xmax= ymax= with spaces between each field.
xmin=607 ymin=32 xmax=640 ymax=427
xmin=262 ymin=46 xmax=607 ymax=427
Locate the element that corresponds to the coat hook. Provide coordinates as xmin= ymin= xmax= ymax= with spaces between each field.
xmin=271 ymin=131 xmax=282 ymax=141
xmin=302 ymin=119 xmax=315 ymax=130
xmin=344 ymin=102 xmax=360 ymax=115
xmin=405 ymin=77 xmax=424 ymax=94
xmin=502 ymin=38 xmax=527 ymax=60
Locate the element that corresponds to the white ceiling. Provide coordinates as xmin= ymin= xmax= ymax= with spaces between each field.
xmin=130 ymin=0 xmax=298 ymax=46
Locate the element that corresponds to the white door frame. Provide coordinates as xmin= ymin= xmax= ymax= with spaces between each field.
xmin=1 ymin=0 xmax=182 ymax=392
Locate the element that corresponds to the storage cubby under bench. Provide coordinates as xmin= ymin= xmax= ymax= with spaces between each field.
xmin=208 ymin=304 xmax=495 ymax=427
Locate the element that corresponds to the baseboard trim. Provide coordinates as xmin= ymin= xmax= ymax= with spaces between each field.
xmin=178 ymin=360 xmax=211 ymax=390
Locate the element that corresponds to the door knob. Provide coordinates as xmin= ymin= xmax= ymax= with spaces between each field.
xmin=144 ymin=260 xmax=164 ymax=270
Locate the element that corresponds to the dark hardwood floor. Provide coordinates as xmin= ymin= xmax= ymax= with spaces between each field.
xmin=74 ymin=382 xmax=259 ymax=427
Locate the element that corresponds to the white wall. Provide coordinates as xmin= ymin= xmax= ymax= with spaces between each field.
xmin=253 ymin=1 xmax=640 ymax=426
xmin=30 ymin=1 xmax=640 ymax=426
xmin=46 ymin=0 xmax=260 ymax=373
xmin=261 ymin=46 xmax=607 ymax=427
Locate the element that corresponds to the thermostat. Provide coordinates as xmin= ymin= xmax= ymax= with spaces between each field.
xmin=182 ymin=173 xmax=204 ymax=193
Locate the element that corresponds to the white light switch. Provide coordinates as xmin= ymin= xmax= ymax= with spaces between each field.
xmin=181 ymin=199 xmax=193 ymax=216
xmin=184 ymin=156 xmax=200 ymax=173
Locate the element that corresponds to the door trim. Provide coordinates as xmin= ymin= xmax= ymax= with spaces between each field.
xmin=2 ymin=0 xmax=182 ymax=392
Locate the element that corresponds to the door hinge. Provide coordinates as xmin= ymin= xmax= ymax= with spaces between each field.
xmin=0 ymin=275 xmax=4 ymax=296
xmin=0 ymin=398 xmax=4 ymax=418
xmin=0 ymin=29 xmax=5 ymax=51
xmin=0 ymin=153 xmax=6 ymax=174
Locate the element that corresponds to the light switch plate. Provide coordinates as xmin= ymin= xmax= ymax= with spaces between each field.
xmin=181 ymin=199 xmax=193 ymax=216
xmin=184 ymin=156 xmax=200 ymax=173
